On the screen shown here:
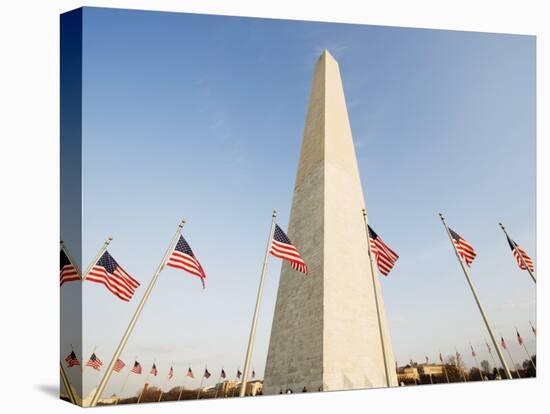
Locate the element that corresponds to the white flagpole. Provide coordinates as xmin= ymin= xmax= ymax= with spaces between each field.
xmin=486 ymin=341 xmax=501 ymax=379
xmin=89 ymin=219 xmax=186 ymax=407
xmin=197 ymin=366 xmax=207 ymax=400
xmin=362 ymin=208 xmax=392 ymax=387
xmin=81 ymin=237 xmax=113 ymax=280
xmin=177 ymin=366 xmax=189 ymax=401
xmin=60 ymin=361 xmax=78 ymax=404
xmin=157 ymin=362 xmax=172 ymax=402
xmin=498 ymin=223 xmax=536 ymax=284
xmin=516 ymin=329 xmax=536 ymax=370
xmin=454 ymin=347 xmax=467 ymax=382
xmin=500 ymin=335 xmax=521 ymax=378
xmin=137 ymin=371 xmax=152 ymax=404
xmin=439 ymin=213 xmax=512 ymax=379
xmin=114 ymin=368 xmax=132 ymax=405
xmin=239 ymin=210 xmax=277 ymax=397
xmin=470 ymin=343 xmax=485 ymax=380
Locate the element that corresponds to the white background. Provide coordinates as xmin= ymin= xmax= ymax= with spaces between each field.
xmin=0 ymin=1 xmax=547 ymax=413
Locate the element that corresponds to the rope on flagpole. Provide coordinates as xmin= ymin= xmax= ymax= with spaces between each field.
xmin=89 ymin=219 xmax=186 ymax=407
xmin=439 ymin=213 xmax=512 ymax=380
xmin=362 ymin=208 xmax=392 ymax=388
xmin=239 ymin=210 xmax=277 ymax=397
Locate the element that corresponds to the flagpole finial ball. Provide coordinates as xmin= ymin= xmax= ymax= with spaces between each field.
xmin=107 ymin=236 xmax=113 ymax=244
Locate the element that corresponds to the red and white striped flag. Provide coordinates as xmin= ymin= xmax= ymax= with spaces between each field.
xmin=86 ymin=353 xmax=103 ymax=371
xmin=131 ymin=361 xmax=142 ymax=374
xmin=516 ymin=330 xmax=524 ymax=346
xmin=86 ymin=251 xmax=140 ymax=301
xmin=501 ymin=336 xmax=507 ymax=349
xmin=186 ymin=367 xmax=194 ymax=379
xmin=449 ymin=228 xmax=477 ymax=267
xmin=113 ymin=359 xmax=126 ymax=373
xmin=60 ymin=248 xmax=80 ymax=286
xmin=65 ymin=351 xmax=80 ymax=368
xmin=506 ymin=235 xmax=534 ymax=272
xmin=270 ymin=224 xmax=308 ymax=274
xmin=168 ymin=366 xmax=174 ymax=380
xmin=470 ymin=345 xmax=476 ymax=358
xmin=150 ymin=363 xmax=158 ymax=376
xmin=368 ymin=225 xmax=399 ymax=276
xmin=166 ymin=235 xmax=206 ymax=288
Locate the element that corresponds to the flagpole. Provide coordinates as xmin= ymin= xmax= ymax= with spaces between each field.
xmin=89 ymin=219 xmax=186 ymax=407
xmin=214 ymin=368 xmax=223 ymax=399
xmin=197 ymin=366 xmax=206 ymax=400
xmin=137 ymin=372 xmax=151 ymax=404
xmin=470 ymin=343 xmax=484 ymax=380
xmin=239 ymin=210 xmax=277 ymax=397
xmin=114 ymin=368 xmax=132 ymax=405
xmin=486 ymin=341 xmax=501 ymax=379
xmin=81 ymin=237 xmax=113 ymax=280
xmin=157 ymin=363 xmax=171 ymax=402
xmin=442 ymin=364 xmax=450 ymax=383
xmin=60 ymin=361 xmax=77 ymax=404
xmin=60 ymin=241 xmax=82 ymax=278
xmin=177 ymin=367 xmax=188 ymax=401
xmin=362 ymin=209 xmax=392 ymax=388
xmin=516 ymin=329 xmax=536 ymax=370
xmin=498 ymin=223 xmax=536 ymax=283
xmin=439 ymin=213 xmax=512 ymax=379
xmin=454 ymin=347 xmax=467 ymax=382
xmin=500 ymin=335 xmax=521 ymax=378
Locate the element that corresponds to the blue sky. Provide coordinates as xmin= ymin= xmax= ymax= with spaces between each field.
xmin=61 ymin=7 xmax=535 ymax=398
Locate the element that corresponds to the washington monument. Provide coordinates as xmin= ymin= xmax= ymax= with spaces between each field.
xmin=263 ymin=50 xmax=398 ymax=394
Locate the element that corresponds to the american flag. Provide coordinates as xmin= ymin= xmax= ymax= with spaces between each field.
xmin=86 ymin=353 xmax=103 ymax=371
xmin=204 ymin=368 xmax=211 ymax=379
xmin=449 ymin=228 xmax=477 ymax=267
xmin=506 ymin=235 xmax=534 ymax=272
xmin=530 ymin=321 xmax=537 ymax=336
xmin=150 ymin=363 xmax=158 ymax=376
xmin=131 ymin=361 xmax=142 ymax=374
xmin=500 ymin=336 xmax=507 ymax=350
xmin=368 ymin=225 xmax=399 ymax=276
xmin=516 ymin=330 xmax=523 ymax=346
xmin=60 ymin=248 xmax=79 ymax=286
xmin=65 ymin=351 xmax=80 ymax=368
xmin=220 ymin=369 xmax=226 ymax=379
xmin=186 ymin=367 xmax=194 ymax=379
xmin=470 ymin=345 xmax=476 ymax=358
xmin=166 ymin=235 xmax=206 ymax=288
xmin=114 ymin=359 xmax=126 ymax=373
xmin=168 ymin=366 xmax=174 ymax=380
xmin=270 ymin=224 xmax=308 ymax=274
xmin=86 ymin=251 xmax=140 ymax=301
xmin=236 ymin=369 xmax=242 ymax=379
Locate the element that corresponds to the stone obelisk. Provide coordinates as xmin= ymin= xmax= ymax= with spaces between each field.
xmin=263 ymin=50 xmax=397 ymax=394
